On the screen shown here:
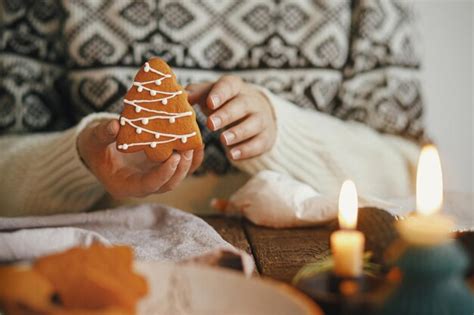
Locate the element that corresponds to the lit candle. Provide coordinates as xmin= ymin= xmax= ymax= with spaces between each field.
xmin=397 ymin=145 xmax=454 ymax=245
xmin=330 ymin=180 xmax=365 ymax=277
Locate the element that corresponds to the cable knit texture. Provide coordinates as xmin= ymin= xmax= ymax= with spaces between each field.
xmin=0 ymin=113 xmax=117 ymax=216
xmin=234 ymin=88 xmax=420 ymax=198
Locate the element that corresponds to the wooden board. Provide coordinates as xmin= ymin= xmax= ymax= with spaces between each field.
xmin=201 ymin=215 xmax=251 ymax=255
xmin=243 ymin=222 xmax=333 ymax=283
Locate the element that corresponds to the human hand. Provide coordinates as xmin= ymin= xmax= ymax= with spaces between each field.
xmin=77 ymin=119 xmax=204 ymax=199
xmin=187 ymin=76 xmax=276 ymax=160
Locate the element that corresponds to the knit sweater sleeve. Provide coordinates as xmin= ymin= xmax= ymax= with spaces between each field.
xmin=0 ymin=113 xmax=118 ymax=217
xmin=233 ymin=1 xmax=423 ymax=199
xmin=232 ymin=88 xmax=420 ymax=199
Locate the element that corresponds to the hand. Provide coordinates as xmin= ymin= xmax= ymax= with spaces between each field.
xmin=77 ymin=119 xmax=204 ymax=199
xmin=187 ymin=76 xmax=276 ymax=160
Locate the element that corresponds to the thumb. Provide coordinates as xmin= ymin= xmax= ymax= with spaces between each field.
xmin=92 ymin=119 xmax=119 ymax=145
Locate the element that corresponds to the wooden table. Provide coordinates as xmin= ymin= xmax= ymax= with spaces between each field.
xmin=202 ymin=208 xmax=474 ymax=285
xmin=203 ymin=215 xmax=332 ymax=282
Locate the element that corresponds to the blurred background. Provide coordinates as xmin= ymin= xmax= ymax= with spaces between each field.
xmin=415 ymin=0 xmax=473 ymax=193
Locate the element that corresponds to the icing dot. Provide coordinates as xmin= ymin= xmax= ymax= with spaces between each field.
xmin=162 ymin=99 xmax=168 ymax=105
xmin=150 ymin=90 xmax=157 ymax=96
xmin=150 ymin=142 xmax=157 ymax=148
xmin=181 ymin=137 xmax=187 ymax=144
xmin=135 ymin=106 xmax=141 ymax=113
xmin=136 ymin=128 xmax=142 ymax=134
xmin=155 ymin=134 xmax=160 ymax=139
xmin=155 ymin=80 xmax=162 ymax=86
xmin=120 ymin=118 xmax=126 ymax=126
xmin=144 ymin=63 xmax=150 ymax=72
xmin=137 ymin=86 xmax=143 ymax=92
xmin=142 ymin=118 xmax=149 ymax=125
xmin=120 ymin=144 xmax=128 ymax=150
xmin=169 ymin=117 xmax=175 ymax=123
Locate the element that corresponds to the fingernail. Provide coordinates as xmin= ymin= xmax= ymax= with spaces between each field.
xmin=222 ymin=131 xmax=235 ymax=145
xmin=107 ymin=121 xmax=116 ymax=135
xmin=230 ymin=149 xmax=241 ymax=160
xmin=183 ymin=150 xmax=193 ymax=160
xmin=172 ymin=155 xmax=180 ymax=168
xmin=211 ymin=95 xmax=221 ymax=108
xmin=210 ymin=116 xmax=222 ymax=129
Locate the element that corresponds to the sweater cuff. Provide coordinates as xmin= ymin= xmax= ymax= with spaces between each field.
xmin=23 ymin=113 xmax=119 ymax=215
xmin=231 ymin=86 xmax=338 ymax=191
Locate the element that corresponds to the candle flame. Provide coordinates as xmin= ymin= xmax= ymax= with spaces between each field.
xmin=338 ymin=180 xmax=358 ymax=229
xmin=416 ymin=145 xmax=443 ymax=216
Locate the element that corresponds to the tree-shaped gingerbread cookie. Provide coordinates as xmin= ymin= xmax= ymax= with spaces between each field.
xmin=116 ymin=58 xmax=202 ymax=161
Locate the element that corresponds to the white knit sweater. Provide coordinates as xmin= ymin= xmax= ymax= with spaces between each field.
xmin=0 ymin=89 xmax=419 ymax=217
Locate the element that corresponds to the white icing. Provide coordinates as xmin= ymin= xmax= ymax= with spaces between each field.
xmin=124 ymin=99 xmax=192 ymax=116
xmin=132 ymin=82 xmax=182 ymax=99
xmin=133 ymin=62 xmax=174 ymax=96
xmin=118 ymin=131 xmax=197 ymax=150
xmin=122 ymin=112 xmax=192 ymax=125
xmin=119 ymin=62 xmax=196 ymax=150
xmin=142 ymin=62 xmax=171 ymax=78
xmin=121 ymin=118 xmax=196 ymax=139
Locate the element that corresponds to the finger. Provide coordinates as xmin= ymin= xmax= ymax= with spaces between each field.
xmin=220 ymin=114 xmax=264 ymax=146
xmin=138 ymin=153 xmax=181 ymax=195
xmin=92 ymin=119 xmax=119 ymax=145
xmin=207 ymin=75 xmax=243 ymax=110
xmin=186 ymin=82 xmax=213 ymax=106
xmin=159 ymin=150 xmax=193 ymax=192
xmin=228 ymin=133 xmax=270 ymax=160
xmin=207 ymin=95 xmax=252 ymax=131
xmin=189 ymin=147 xmax=204 ymax=174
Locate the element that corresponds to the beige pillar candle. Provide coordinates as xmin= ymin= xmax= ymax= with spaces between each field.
xmin=330 ymin=180 xmax=365 ymax=277
xmin=397 ymin=145 xmax=454 ymax=245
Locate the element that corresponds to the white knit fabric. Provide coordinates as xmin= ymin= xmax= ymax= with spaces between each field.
xmin=0 ymin=90 xmax=419 ymax=217
xmin=0 ymin=112 xmax=117 ymax=216
xmin=234 ymin=88 xmax=420 ymax=198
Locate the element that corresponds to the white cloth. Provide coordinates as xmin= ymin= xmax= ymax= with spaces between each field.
xmin=224 ymin=171 xmax=337 ymax=228
xmin=0 ymin=203 xmax=254 ymax=274
xmin=224 ymin=171 xmax=474 ymax=231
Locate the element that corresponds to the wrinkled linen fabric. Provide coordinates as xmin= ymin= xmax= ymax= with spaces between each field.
xmin=0 ymin=203 xmax=254 ymax=274
xmin=224 ymin=171 xmax=473 ymax=231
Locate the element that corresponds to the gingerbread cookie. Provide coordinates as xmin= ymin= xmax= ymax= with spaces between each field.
xmin=116 ymin=58 xmax=202 ymax=162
